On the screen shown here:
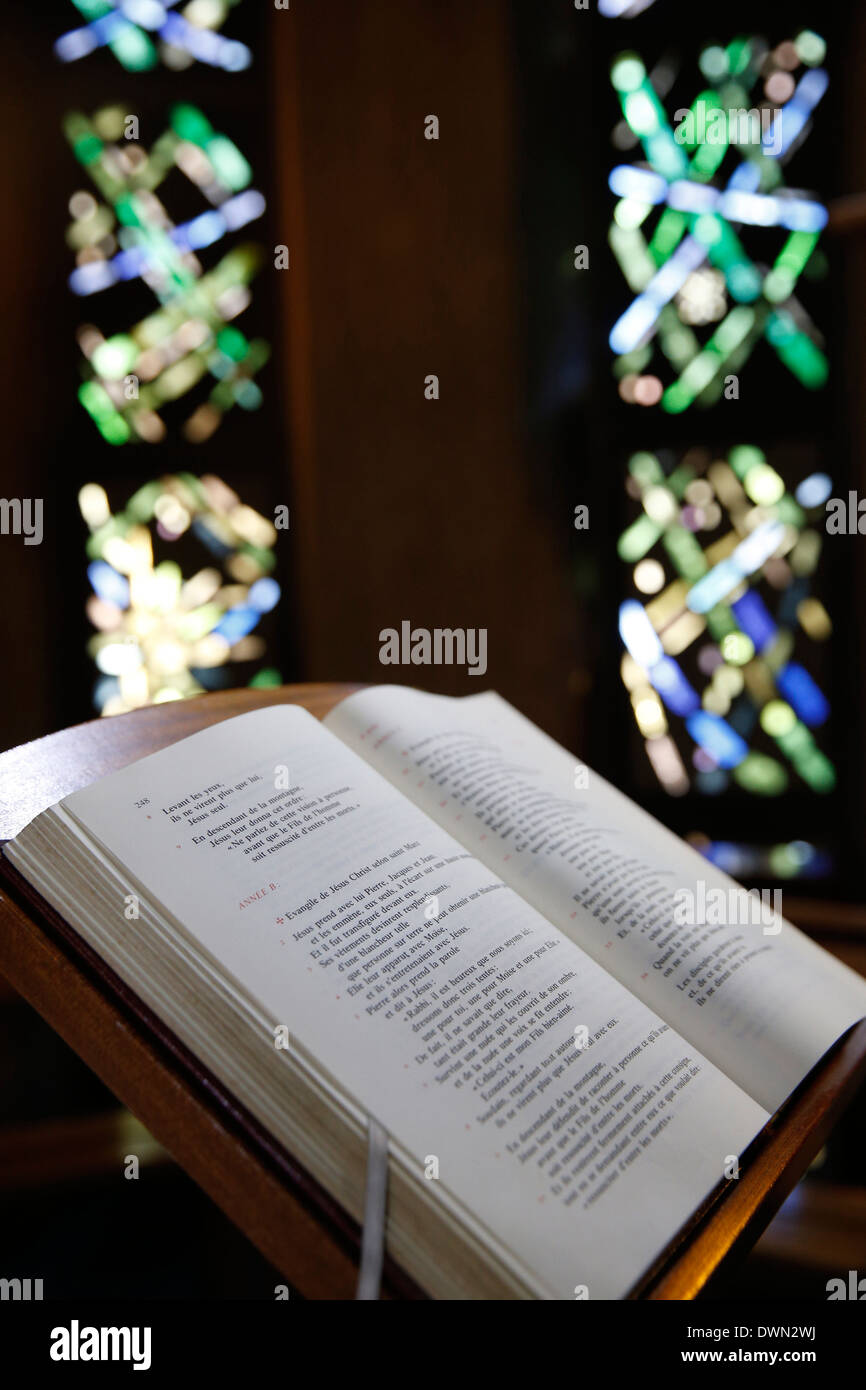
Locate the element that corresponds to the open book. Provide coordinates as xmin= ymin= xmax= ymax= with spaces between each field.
xmin=5 ymin=685 xmax=866 ymax=1299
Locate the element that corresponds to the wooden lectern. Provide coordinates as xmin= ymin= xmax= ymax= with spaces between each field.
xmin=1 ymin=684 xmax=865 ymax=1300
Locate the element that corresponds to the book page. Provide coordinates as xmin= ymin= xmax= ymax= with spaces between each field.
xmin=53 ymin=704 xmax=767 ymax=1299
xmin=325 ymin=686 xmax=866 ymax=1113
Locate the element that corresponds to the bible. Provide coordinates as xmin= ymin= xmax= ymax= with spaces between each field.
xmin=5 ymin=684 xmax=866 ymax=1299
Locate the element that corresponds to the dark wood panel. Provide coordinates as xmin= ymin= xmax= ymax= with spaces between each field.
xmin=269 ymin=1 xmax=579 ymax=747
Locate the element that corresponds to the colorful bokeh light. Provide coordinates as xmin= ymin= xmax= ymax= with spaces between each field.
xmin=608 ymin=33 xmax=829 ymax=408
xmin=66 ymin=103 xmax=268 ymax=444
xmin=55 ymin=0 xmax=251 ymax=73
xmin=617 ymin=444 xmax=834 ymax=798
xmin=80 ymin=473 xmax=282 ymax=715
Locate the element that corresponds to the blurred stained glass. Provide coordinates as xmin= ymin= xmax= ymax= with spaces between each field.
xmin=685 ymin=833 xmax=830 ymax=881
xmin=55 ymin=0 xmax=251 ymax=73
xmin=79 ymin=474 xmax=282 ymax=715
xmin=65 ymin=103 xmax=268 ymax=444
xmin=608 ymin=31 xmax=829 ymax=409
xmin=617 ymin=444 xmax=834 ymax=804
